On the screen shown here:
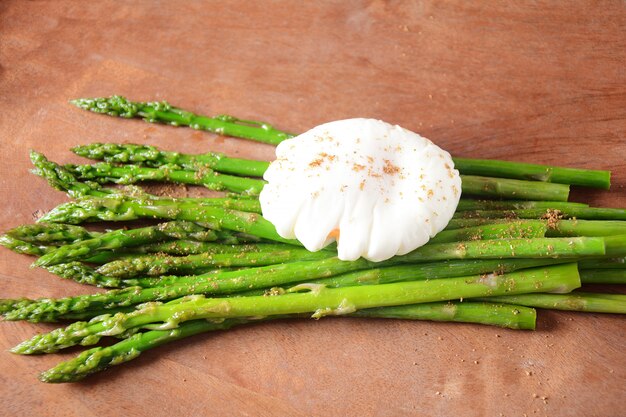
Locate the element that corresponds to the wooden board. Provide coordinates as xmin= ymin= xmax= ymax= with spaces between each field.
xmin=0 ymin=1 xmax=624 ymax=416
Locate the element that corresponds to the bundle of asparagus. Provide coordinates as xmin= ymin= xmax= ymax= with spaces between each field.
xmin=1 ymin=96 xmax=624 ymax=384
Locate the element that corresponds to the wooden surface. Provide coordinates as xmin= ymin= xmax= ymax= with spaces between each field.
xmin=1 ymin=1 xmax=625 ymax=416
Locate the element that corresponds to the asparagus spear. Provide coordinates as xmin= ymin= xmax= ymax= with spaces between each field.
xmin=40 ymin=301 xmax=535 ymax=383
xmin=452 ymin=158 xmax=611 ymax=189
xmin=307 ymin=259 xmax=567 ymax=290
xmin=65 ymin=162 xmax=265 ymax=195
xmin=456 ymin=200 xmax=588 ymax=211
xmin=5 ymin=259 xmax=565 ymax=318
xmin=0 ymin=236 xmax=271 ymax=265
xmin=135 ymin=240 xmax=270 ymax=255
xmin=446 ymin=218 xmax=626 ymax=233
xmin=31 ymin=150 xmax=265 ymax=214
xmin=428 ymin=220 xmax=547 ymax=244
xmin=12 ymin=263 xmax=578 ymax=354
xmin=546 ymin=220 xmax=626 ymax=237
xmin=70 ymin=96 xmax=294 ymax=145
xmin=29 ymin=150 xmax=113 ymax=198
xmin=42 ymin=195 xmax=601 ymax=251
xmin=579 ymin=257 xmax=626 ymax=269
xmin=0 ymin=235 xmax=52 ymax=256
xmin=4 ymin=237 xmax=605 ymax=322
xmin=71 ymin=142 xmax=611 ymax=193
xmin=96 ymin=246 xmax=332 ymax=278
xmin=350 ymin=302 xmax=536 ymax=329
xmin=97 ymin=222 xmax=548 ymax=278
xmin=34 ymin=220 xmax=219 ymax=267
xmin=5 ymin=223 xmax=98 ymax=245
xmin=71 ymin=97 xmax=610 ymax=189
xmin=480 ymin=292 xmax=626 ymax=314
xmin=38 ymin=195 xmax=296 ymax=245
xmin=64 ymin=159 xmax=571 ymax=202
xmin=72 ymin=143 xmax=270 ymax=177
xmin=46 ymin=262 xmax=124 ymax=288
xmin=460 ymin=176 xmax=569 ymax=201
xmin=455 ymin=207 xmax=626 ymax=221
xmin=579 ymin=269 xmax=626 ymax=285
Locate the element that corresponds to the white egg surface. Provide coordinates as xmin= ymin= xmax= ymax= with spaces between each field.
xmin=259 ymin=118 xmax=461 ymax=262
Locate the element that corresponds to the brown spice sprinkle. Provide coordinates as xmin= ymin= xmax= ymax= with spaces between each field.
xmin=352 ymin=163 xmax=366 ymax=172
xmin=383 ymin=159 xmax=401 ymax=175
xmin=308 ymin=152 xmax=336 ymax=168
xmin=541 ymin=209 xmax=563 ymax=229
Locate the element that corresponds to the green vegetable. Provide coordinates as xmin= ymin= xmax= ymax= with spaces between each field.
xmin=452 ymin=158 xmax=611 ymax=189
xmin=580 ymin=269 xmax=626 ymax=285
xmin=65 ymin=162 xmax=265 ymax=195
xmin=4 ymin=237 xmax=604 ymax=322
xmin=72 ymin=142 xmax=270 ymax=177
xmin=12 ymin=263 xmax=579 ymax=355
xmin=71 ymin=96 xmax=294 ymax=145
xmin=95 ymin=245 xmax=332 ymax=278
xmin=480 ymin=292 xmax=626 ymax=314
xmin=71 ymin=97 xmax=610 ymax=189
xmin=34 ymin=221 xmax=218 ymax=267
xmin=37 ymin=195 xmax=296 ymax=245
xmin=40 ymin=301 xmax=535 ymax=383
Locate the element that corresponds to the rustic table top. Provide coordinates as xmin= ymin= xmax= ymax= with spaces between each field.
xmin=1 ymin=1 xmax=624 ymax=416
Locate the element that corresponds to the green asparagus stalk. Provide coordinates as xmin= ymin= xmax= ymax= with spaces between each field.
xmin=428 ymin=220 xmax=547 ymax=244
xmin=46 ymin=262 xmax=124 ymax=288
xmin=460 ymin=176 xmax=569 ymax=201
xmin=135 ymin=240 xmax=271 ymax=255
xmin=32 ymin=150 xmax=265 ymax=214
xmin=456 ymin=200 xmax=588 ymax=211
xmin=454 ymin=220 xmax=626 ymax=239
xmin=12 ymin=263 xmax=578 ymax=354
xmin=30 ymin=150 xmax=113 ymax=198
xmin=37 ymin=195 xmax=296 ymax=245
xmin=64 ymin=159 xmax=571 ymax=202
xmin=546 ymin=220 xmax=626 ymax=237
xmin=446 ymin=218 xmax=626 ymax=234
xmin=40 ymin=301 xmax=535 ymax=383
xmin=98 ymin=222 xmax=548 ymax=278
xmin=350 ymin=302 xmax=536 ymax=329
xmin=0 ymin=235 xmax=52 ymax=256
xmin=480 ymin=292 xmax=626 ymax=314
xmin=306 ymin=259 xmax=567 ymax=290
xmin=0 ymin=236 xmax=277 ymax=265
xmin=72 ymin=143 xmax=270 ymax=177
xmin=579 ymin=269 xmax=626 ymax=285
xmin=33 ymin=220 xmax=218 ymax=268
xmin=71 ymin=97 xmax=610 ymax=189
xmin=445 ymin=218 xmax=516 ymax=230
xmin=455 ymin=207 xmax=626 ymax=221
xmin=4 ymin=236 xmax=604 ymax=322
xmin=8 ymin=259 xmax=565 ymax=317
xmin=603 ymin=234 xmax=626 ymax=256
xmin=42 ymin=195 xmax=615 ymax=253
xmin=70 ymin=96 xmax=294 ymax=145
xmin=4 ymin=256 xmax=368 ymax=322
xmin=452 ymin=158 xmax=611 ymax=189
xmin=65 ymin=162 xmax=265 ymax=195
xmin=0 ymin=235 xmax=133 ymax=264
xmin=96 ymin=246 xmax=332 ymax=278
xmin=579 ymin=257 xmax=626 ymax=269
xmin=6 ymin=223 xmax=98 ymax=245
xmin=39 ymin=318 xmax=248 ymax=382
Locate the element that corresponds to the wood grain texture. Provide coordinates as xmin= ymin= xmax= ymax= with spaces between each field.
xmin=0 ymin=1 xmax=625 ymax=416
